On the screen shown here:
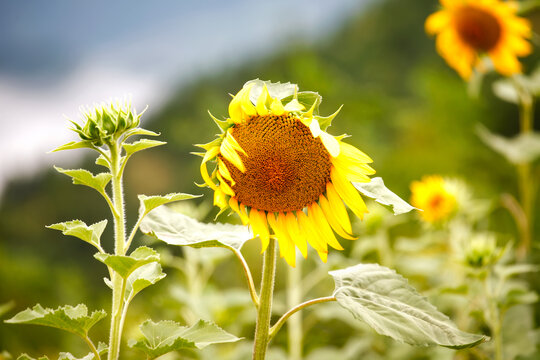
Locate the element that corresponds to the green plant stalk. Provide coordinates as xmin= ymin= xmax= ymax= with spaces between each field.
xmin=286 ymin=263 xmax=302 ymax=360
xmin=108 ymin=141 xmax=128 ymax=360
xmin=252 ymin=238 xmax=277 ymax=360
xmin=514 ymin=79 xmax=535 ymax=259
xmin=484 ymin=269 xmax=502 ymax=360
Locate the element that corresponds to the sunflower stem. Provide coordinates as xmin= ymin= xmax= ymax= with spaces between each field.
xmin=107 ymin=140 xmax=128 ymax=360
xmin=513 ymin=77 xmax=535 ymax=260
xmin=252 ymin=238 xmax=277 ymax=360
xmin=286 ymin=262 xmax=303 ymax=360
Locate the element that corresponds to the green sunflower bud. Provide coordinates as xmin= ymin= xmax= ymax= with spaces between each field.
xmin=70 ymin=99 xmax=142 ymax=146
xmin=463 ymin=235 xmax=501 ymax=269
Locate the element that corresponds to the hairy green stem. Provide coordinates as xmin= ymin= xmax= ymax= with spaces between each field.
xmin=286 ymin=263 xmax=302 ymax=360
xmin=108 ymin=141 xmax=128 ymax=360
xmin=252 ymin=239 xmax=277 ymax=360
xmin=233 ymin=248 xmax=259 ymax=307
xmin=269 ymin=296 xmax=336 ymax=340
xmin=514 ymin=77 xmax=535 ymax=260
xmin=83 ymin=335 xmax=101 ymax=360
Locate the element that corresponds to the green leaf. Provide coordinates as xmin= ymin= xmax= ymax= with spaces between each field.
xmin=95 ymin=154 xmax=111 ymax=168
xmin=246 ymin=79 xmax=297 ymax=103
xmin=329 ymin=263 xmax=488 ymax=349
xmin=492 ymin=68 xmax=540 ymax=103
xmin=124 ymin=262 xmax=167 ymax=302
xmin=54 ymin=167 xmax=112 ymax=194
xmin=16 ymin=355 xmax=50 ymax=360
xmin=128 ymin=319 xmax=241 ymax=359
xmin=94 ymin=246 xmax=159 ymax=279
xmin=495 ymin=264 xmax=539 ymax=280
xmin=5 ymin=304 xmax=106 ymax=338
xmin=353 ymin=177 xmax=417 ymax=215
xmin=122 ymin=127 xmax=160 ymax=140
xmin=58 ymin=353 xmax=93 ymax=360
xmin=138 ymin=193 xmax=201 ymax=218
xmin=50 ymin=141 xmax=94 ymax=153
xmin=123 ymin=139 xmax=166 ymax=157
xmin=139 ymin=206 xmax=253 ymax=251
xmin=0 ymin=300 xmax=15 ymax=318
xmin=477 ymin=125 xmax=540 ymax=164
xmin=47 ymin=220 xmax=107 ymax=250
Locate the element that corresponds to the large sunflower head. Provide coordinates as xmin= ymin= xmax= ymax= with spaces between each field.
xmin=197 ymin=80 xmax=375 ymax=266
xmin=410 ymin=175 xmax=457 ymax=223
xmin=425 ymin=0 xmax=532 ymax=79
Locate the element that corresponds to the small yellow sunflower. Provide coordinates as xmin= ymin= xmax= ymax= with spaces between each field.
xmin=197 ymin=80 xmax=375 ymax=267
xmin=410 ymin=175 xmax=457 ymax=223
xmin=426 ymin=0 xmax=532 ymax=79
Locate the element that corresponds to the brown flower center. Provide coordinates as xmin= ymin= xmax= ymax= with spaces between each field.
xmin=455 ymin=6 xmax=501 ymax=51
xmin=222 ymin=114 xmax=332 ymax=213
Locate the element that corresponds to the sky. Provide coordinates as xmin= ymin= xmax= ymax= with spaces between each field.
xmin=0 ymin=0 xmax=371 ymax=201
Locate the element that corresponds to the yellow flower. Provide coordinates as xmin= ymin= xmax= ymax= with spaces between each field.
xmin=197 ymin=81 xmax=375 ymax=267
xmin=425 ymin=0 xmax=532 ymax=79
xmin=410 ymin=175 xmax=457 ymax=223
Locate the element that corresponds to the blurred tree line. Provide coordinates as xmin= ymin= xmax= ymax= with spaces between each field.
xmin=1 ymin=0 xmax=538 ymax=357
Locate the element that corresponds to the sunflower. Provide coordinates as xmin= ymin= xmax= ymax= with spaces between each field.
xmin=197 ymin=80 xmax=375 ymax=267
xmin=410 ymin=175 xmax=457 ymax=223
xmin=425 ymin=0 xmax=532 ymax=79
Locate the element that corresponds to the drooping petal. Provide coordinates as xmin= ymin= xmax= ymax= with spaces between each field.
xmin=308 ymin=202 xmax=343 ymax=250
xmin=320 ymin=132 xmax=340 ymax=157
xmin=326 ymin=182 xmax=353 ymax=235
xmin=250 ymin=209 xmax=270 ymax=252
xmin=220 ymin=131 xmax=246 ymax=172
xmin=319 ymin=194 xmax=356 ymax=240
xmin=256 ymin=85 xmax=270 ymax=116
xmin=331 ymin=166 xmax=368 ymax=220
xmin=267 ymin=212 xmax=296 ymax=267
xmin=285 ymin=212 xmax=308 ymax=258
xmin=200 ymin=147 xmax=220 ymax=190
xmin=297 ymin=210 xmax=327 ymax=254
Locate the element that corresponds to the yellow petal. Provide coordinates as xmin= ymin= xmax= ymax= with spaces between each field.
xmin=239 ymin=203 xmax=249 ymax=225
xmin=267 ymin=212 xmax=296 ymax=267
xmin=326 ymin=182 xmax=353 ymax=234
xmin=228 ymin=89 xmax=244 ymax=123
xmin=309 ymin=202 xmax=343 ymax=250
xmin=489 ymin=47 xmax=521 ymax=76
xmin=319 ymin=194 xmax=356 ymax=240
xmin=270 ymin=98 xmax=286 ymax=116
xmin=309 ymin=118 xmax=322 ymax=138
xmin=213 ymin=189 xmax=228 ymax=210
xmin=241 ymin=83 xmax=257 ymax=116
xmin=200 ymin=147 xmax=220 ymax=190
xmin=316 ymin=250 xmax=328 ymax=263
xmin=218 ymin=158 xmax=235 ymax=185
xmin=256 ymin=85 xmax=270 ymax=116
xmin=285 ymin=212 xmax=308 ymax=258
xmin=320 ymin=132 xmax=340 ymax=157
xmin=339 ymin=141 xmax=373 ymax=163
xmin=284 ymin=98 xmax=305 ymax=112
xmin=297 ymin=210 xmax=327 ymax=254
xmin=220 ymin=131 xmax=246 ymax=172
xmin=216 ymin=172 xmax=235 ymax=196
xmin=425 ymin=10 xmax=450 ymax=35
xmin=250 ymin=209 xmax=270 ymax=253
xmin=331 ymin=166 xmax=368 ymax=220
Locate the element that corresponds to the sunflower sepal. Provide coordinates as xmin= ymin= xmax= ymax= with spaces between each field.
xmin=208 ymin=110 xmax=232 ymax=132
xmin=315 ymin=104 xmax=343 ymax=131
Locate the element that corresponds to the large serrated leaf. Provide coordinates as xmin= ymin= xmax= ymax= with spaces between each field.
xmin=138 ymin=193 xmax=201 ymax=218
xmin=47 ymin=220 xmax=107 ymax=250
xmin=54 ymin=167 xmax=112 ymax=194
xmin=139 ymin=206 xmax=253 ymax=251
xmin=128 ymin=319 xmax=241 ymax=359
xmin=122 ymin=127 xmax=160 ymax=140
xmin=329 ymin=264 xmax=488 ymax=349
xmin=124 ymin=262 xmax=167 ymax=302
xmin=16 ymin=355 xmax=50 ymax=360
xmin=123 ymin=139 xmax=166 ymax=157
xmin=477 ymin=125 xmax=540 ymax=164
xmin=353 ymin=177 xmax=417 ymax=215
xmin=5 ymin=304 xmax=106 ymax=338
xmin=94 ymin=246 xmax=159 ymax=278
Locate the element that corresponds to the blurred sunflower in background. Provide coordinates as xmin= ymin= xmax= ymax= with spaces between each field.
xmin=411 ymin=175 xmax=457 ymax=223
xmin=425 ymin=0 xmax=532 ymax=79
xmin=197 ymin=80 xmax=375 ymax=267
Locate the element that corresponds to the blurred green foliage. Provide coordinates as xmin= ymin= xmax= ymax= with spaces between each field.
xmin=1 ymin=0 xmax=539 ymax=358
